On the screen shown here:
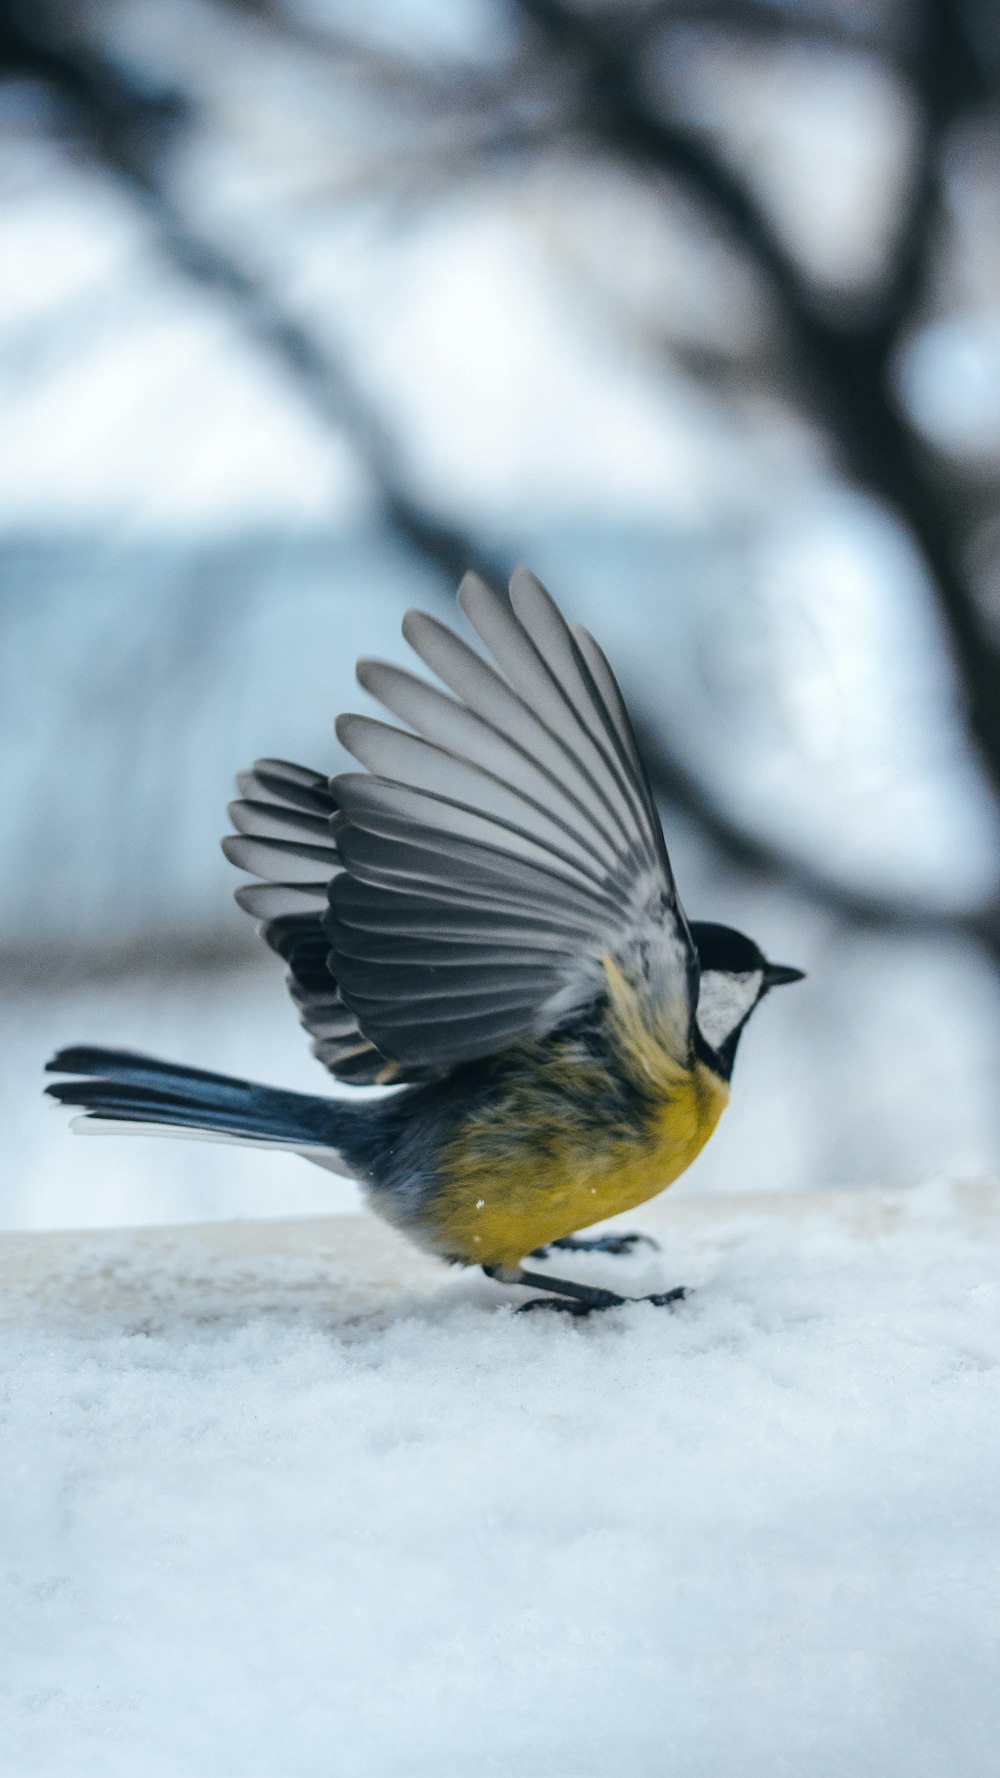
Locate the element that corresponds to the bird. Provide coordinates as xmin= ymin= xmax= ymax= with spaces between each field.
xmin=46 ymin=569 xmax=804 ymax=1314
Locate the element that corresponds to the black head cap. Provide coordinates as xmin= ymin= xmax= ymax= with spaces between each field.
xmin=691 ymin=921 xmax=805 ymax=1077
xmin=691 ymin=922 xmax=766 ymax=976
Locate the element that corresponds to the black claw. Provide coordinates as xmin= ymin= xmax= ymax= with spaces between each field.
xmin=530 ymin=1231 xmax=661 ymax=1259
xmin=486 ymin=1260 xmax=688 ymax=1319
xmin=516 ymin=1285 xmax=688 ymax=1317
xmin=516 ymin=1297 xmax=594 ymax=1316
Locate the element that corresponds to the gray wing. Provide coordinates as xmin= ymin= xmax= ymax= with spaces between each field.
xmin=326 ymin=568 xmax=696 ymax=1070
xmin=222 ymin=759 xmax=436 ymax=1085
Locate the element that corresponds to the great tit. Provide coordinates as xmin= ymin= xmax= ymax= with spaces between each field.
xmin=47 ymin=570 xmax=804 ymax=1314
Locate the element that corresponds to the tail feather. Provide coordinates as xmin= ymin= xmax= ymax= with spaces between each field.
xmin=46 ymin=1046 xmax=259 ymax=1095
xmin=45 ymin=1047 xmax=356 ymax=1175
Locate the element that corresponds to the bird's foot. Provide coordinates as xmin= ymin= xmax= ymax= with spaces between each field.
xmin=483 ymin=1265 xmax=686 ymax=1317
xmin=529 ymin=1231 xmax=660 ymax=1259
xmin=517 ymin=1285 xmax=687 ymax=1316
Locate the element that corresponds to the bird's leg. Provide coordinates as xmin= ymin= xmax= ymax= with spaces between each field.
xmin=482 ymin=1264 xmax=686 ymax=1317
xmin=529 ymin=1231 xmax=660 ymax=1259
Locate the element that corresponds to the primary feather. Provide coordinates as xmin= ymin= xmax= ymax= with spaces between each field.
xmin=225 ymin=569 xmax=696 ymax=1075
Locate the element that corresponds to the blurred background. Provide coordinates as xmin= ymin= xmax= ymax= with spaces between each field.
xmin=3 ymin=0 xmax=1000 ymax=1229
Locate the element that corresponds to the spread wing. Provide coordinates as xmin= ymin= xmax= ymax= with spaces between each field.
xmin=326 ymin=568 xmax=696 ymax=1070
xmin=224 ymin=570 xmax=696 ymax=1078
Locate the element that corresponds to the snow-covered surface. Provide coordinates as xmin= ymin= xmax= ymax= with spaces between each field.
xmin=2 ymin=1182 xmax=998 ymax=1776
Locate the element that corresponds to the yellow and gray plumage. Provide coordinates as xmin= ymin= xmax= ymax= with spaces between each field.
xmin=46 ymin=570 xmax=803 ymax=1313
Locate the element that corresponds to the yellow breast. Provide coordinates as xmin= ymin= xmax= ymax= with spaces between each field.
xmin=432 ymin=1055 xmax=729 ymax=1270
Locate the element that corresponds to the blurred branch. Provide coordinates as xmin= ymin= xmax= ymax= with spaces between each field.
xmin=219 ymin=0 xmax=512 ymax=103
xmin=517 ymin=0 xmax=1000 ymax=806
xmin=6 ymin=0 xmax=999 ymax=955
xmin=640 ymin=0 xmax=892 ymax=54
xmin=631 ymin=709 xmax=1000 ymax=960
xmin=0 ymin=5 xmax=503 ymax=591
xmin=215 ymin=0 xmax=570 ymax=207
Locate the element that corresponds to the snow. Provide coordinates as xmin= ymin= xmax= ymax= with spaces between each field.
xmin=2 ymin=1181 xmax=998 ymax=1777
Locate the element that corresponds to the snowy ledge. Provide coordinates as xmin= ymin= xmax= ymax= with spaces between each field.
xmin=3 ymin=1182 xmax=999 ymax=1778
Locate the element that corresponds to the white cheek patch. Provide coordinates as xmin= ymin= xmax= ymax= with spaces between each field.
xmin=695 ymin=969 xmax=763 ymax=1049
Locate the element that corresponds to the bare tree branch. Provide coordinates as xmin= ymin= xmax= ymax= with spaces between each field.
xmin=1 ymin=7 xmax=504 ymax=590
xmin=517 ymin=0 xmax=1000 ymax=804
xmin=7 ymin=0 xmax=998 ymax=954
xmin=630 ymin=711 xmax=1000 ymax=960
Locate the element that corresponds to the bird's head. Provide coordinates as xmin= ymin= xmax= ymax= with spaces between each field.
xmin=690 ymin=921 xmax=805 ymax=1079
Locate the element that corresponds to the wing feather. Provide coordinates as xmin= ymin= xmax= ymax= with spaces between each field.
xmin=234 ymin=882 xmax=328 ymax=919
xmin=333 ymin=820 xmax=606 ymax=931
xmin=236 ymin=760 xmax=335 ymax=816
xmin=224 ymin=575 xmax=695 ymax=1075
xmin=335 ymin=716 xmax=620 ymax=879
xmin=457 ymin=574 xmax=656 ymax=864
xmin=227 ymin=799 xmax=331 ymax=844
xmin=401 ymin=608 xmax=643 ymax=856
xmin=221 ymin=833 xmax=337 ymax=885
xmin=222 ymin=760 xmax=436 ymax=1085
xmin=354 ymin=660 xmax=627 ymax=866
xmin=509 ymin=570 xmax=669 ymax=868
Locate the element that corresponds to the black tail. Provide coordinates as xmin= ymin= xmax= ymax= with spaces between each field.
xmin=45 ymin=1047 xmax=356 ymax=1174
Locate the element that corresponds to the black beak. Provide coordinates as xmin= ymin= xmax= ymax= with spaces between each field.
xmin=763 ymin=962 xmax=806 ymax=988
